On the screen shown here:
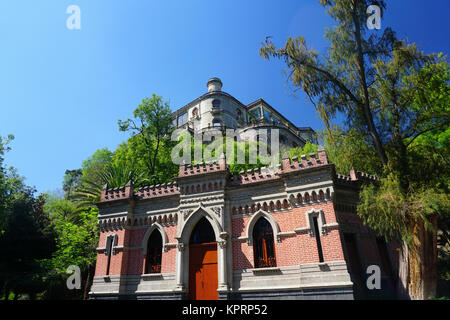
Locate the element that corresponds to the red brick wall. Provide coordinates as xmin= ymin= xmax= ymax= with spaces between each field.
xmin=231 ymin=202 xmax=345 ymax=270
xmin=95 ymin=229 xmax=126 ymax=276
xmin=162 ymin=225 xmax=177 ymax=273
xmin=94 ymin=224 xmax=177 ymax=276
xmin=94 ymin=202 xmax=350 ymax=275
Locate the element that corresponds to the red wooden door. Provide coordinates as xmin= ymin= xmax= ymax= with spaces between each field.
xmin=189 ymin=243 xmax=218 ymax=300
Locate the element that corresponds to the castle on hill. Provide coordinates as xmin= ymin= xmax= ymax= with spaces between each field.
xmin=89 ymin=78 xmax=398 ymax=300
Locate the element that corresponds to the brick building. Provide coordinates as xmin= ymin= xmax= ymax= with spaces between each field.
xmin=89 ymin=79 xmax=399 ymax=300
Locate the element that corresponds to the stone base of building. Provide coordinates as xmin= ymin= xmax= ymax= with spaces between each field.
xmin=90 ymin=286 xmax=354 ymax=300
xmin=226 ymin=286 xmax=354 ymax=300
xmin=90 ymin=292 xmax=185 ymax=300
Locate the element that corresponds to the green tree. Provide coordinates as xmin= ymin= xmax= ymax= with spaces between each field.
xmin=0 ymin=135 xmax=57 ymax=300
xmin=73 ymin=161 xmax=149 ymax=207
xmin=0 ymin=135 xmax=15 ymax=230
xmin=81 ymin=148 xmax=113 ymax=186
xmin=0 ymin=177 xmax=56 ymax=300
xmin=42 ymin=195 xmax=99 ymax=300
xmin=260 ymin=0 xmax=449 ymax=299
xmin=62 ymin=169 xmax=82 ymax=200
xmin=112 ymin=134 xmax=178 ymax=185
xmin=118 ymin=94 xmax=174 ymax=184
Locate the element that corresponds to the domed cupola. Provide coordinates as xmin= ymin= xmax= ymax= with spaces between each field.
xmin=207 ymin=77 xmax=223 ymax=92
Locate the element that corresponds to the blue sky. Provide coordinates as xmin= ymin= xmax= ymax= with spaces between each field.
xmin=0 ymin=0 xmax=449 ymax=194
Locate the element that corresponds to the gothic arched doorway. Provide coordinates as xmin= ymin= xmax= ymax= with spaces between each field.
xmin=188 ymin=217 xmax=218 ymax=300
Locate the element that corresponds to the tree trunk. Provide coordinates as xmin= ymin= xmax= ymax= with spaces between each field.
xmin=398 ymin=216 xmax=438 ymax=299
xmin=351 ymin=1 xmax=388 ymax=166
xmin=83 ymin=263 xmax=94 ymax=300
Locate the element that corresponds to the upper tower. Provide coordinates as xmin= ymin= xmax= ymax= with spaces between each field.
xmin=207 ymin=78 xmax=223 ymax=92
xmin=170 ymin=77 xmax=313 ymax=149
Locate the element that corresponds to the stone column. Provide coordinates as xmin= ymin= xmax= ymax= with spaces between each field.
xmin=175 ymin=242 xmax=185 ymax=290
xmin=218 ymin=240 xmax=228 ymax=291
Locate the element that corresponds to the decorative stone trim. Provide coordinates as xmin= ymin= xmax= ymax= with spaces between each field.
xmin=245 ymin=210 xmax=281 ymax=245
xmin=322 ymin=222 xmax=339 ymax=230
xmin=294 ymin=208 xmax=330 ymax=237
xmin=130 ymin=213 xmax=178 ymax=228
xmin=142 ymin=273 xmax=163 ymax=281
xmin=278 ymin=231 xmax=296 ymax=237
xmin=231 ymin=188 xmax=332 ymax=217
xmin=218 ymin=240 xmax=227 ymax=249
xmin=105 ymin=233 xmax=118 ymax=255
xmin=177 ymin=243 xmax=185 ymax=252
xmin=141 ymin=222 xmax=169 ymax=253
xmin=231 ymin=236 xmax=248 ymax=242
xmin=180 ymin=193 xmax=224 ymax=204
xmin=164 ymin=242 xmax=177 ymax=250
xmin=97 ymin=245 xmax=139 ymax=252
xmin=211 ymin=206 xmax=222 ymax=218
xmin=250 ymin=267 xmax=281 ymax=274
xmin=99 ymin=217 xmax=128 ymax=232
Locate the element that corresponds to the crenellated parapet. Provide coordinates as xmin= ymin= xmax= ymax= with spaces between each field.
xmin=335 ymin=168 xmax=378 ymax=187
xmin=281 ymin=146 xmax=329 ymax=173
xmin=99 ymin=180 xmax=179 ymax=204
xmin=178 ymin=154 xmax=227 ymax=178
xmin=136 ymin=182 xmax=180 ymax=200
xmin=100 ymin=181 xmax=134 ymax=202
xmin=229 ymin=166 xmax=281 ymax=186
xmin=349 ymin=168 xmax=378 ymax=182
xmin=98 ymin=148 xmax=378 ymax=204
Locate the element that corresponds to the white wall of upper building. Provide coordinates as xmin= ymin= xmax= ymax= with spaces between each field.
xmin=172 ymin=78 xmax=248 ymax=132
xmin=171 ymin=78 xmax=314 ymax=148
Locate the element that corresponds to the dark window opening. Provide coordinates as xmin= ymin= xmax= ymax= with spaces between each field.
xmin=376 ymin=237 xmax=393 ymax=278
xmin=212 ymin=99 xmax=221 ymax=109
xmin=312 ymin=216 xmax=324 ymax=262
xmin=253 ymin=218 xmax=276 ymax=268
xmin=105 ymin=236 xmax=114 ymax=275
xmin=178 ymin=112 xmax=187 ymax=126
xmin=145 ymin=231 xmax=163 ymax=274
xmin=190 ymin=217 xmax=216 ymax=244
xmin=344 ymin=233 xmax=363 ymax=278
xmin=344 ymin=233 xmax=365 ymax=299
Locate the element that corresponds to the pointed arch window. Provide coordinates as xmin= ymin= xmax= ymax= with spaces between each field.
xmin=105 ymin=234 xmax=117 ymax=275
xmin=252 ymin=218 xmax=276 ymax=268
xmin=145 ymin=231 xmax=163 ymax=274
xmin=190 ymin=217 xmax=216 ymax=244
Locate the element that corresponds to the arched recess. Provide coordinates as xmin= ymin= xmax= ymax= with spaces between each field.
xmin=252 ymin=217 xmax=277 ymax=268
xmin=189 ymin=217 xmax=216 ymax=244
xmin=175 ymin=205 xmax=228 ymax=296
xmin=141 ymin=222 xmax=169 ymax=254
xmin=178 ymin=206 xmax=223 ymax=244
xmin=245 ymin=210 xmax=281 ymax=246
xmin=304 ymin=208 xmax=326 ymax=237
xmin=145 ymin=231 xmax=163 ymax=274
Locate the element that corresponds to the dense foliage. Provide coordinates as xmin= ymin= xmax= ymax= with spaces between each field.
xmin=260 ymin=0 xmax=449 ymax=299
